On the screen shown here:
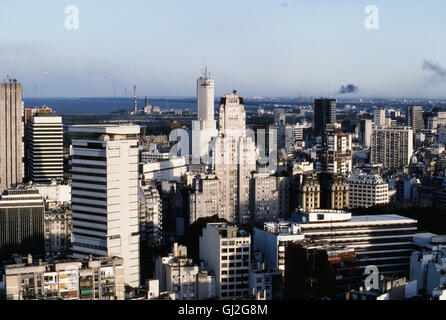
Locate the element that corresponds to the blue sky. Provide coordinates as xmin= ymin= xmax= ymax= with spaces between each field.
xmin=1 ymin=0 xmax=446 ymax=98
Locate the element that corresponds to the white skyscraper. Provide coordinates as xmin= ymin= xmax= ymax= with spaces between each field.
xmin=69 ymin=124 xmax=140 ymax=287
xmin=29 ymin=115 xmax=64 ymax=182
xmin=213 ymin=91 xmax=257 ymax=224
xmin=192 ymin=68 xmax=218 ymax=164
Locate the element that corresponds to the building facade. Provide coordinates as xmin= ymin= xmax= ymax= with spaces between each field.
xmin=69 ymin=125 xmax=140 ymax=287
xmin=0 ymin=81 xmax=24 ymax=192
xmin=28 ymin=115 xmax=64 ymax=183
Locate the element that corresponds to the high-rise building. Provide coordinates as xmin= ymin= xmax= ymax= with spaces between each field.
xmin=139 ymin=185 xmax=162 ymax=247
xmin=0 ymin=81 xmax=24 ymax=192
xmin=191 ymin=68 xmax=218 ymax=162
xmin=250 ymin=173 xmax=279 ymax=223
xmin=0 ymin=186 xmax=45 ymax=261
xmin=69 ymin=125 xmax=140 ymax=287
xmin=213 ymin=91 xmax=256 ymax=224
xmin=316 ymin=123 xmax=352 ymax=175
xmin=314 ymin=98 xmax=336 ymax=137
xmin=371 ymin=126 xmax=413 ymax=169
xmin=199 ymin=223 xmax=251 ymax=299
xmin=188 ymin=174 xmax=219 ymax=225
xmin=407 ymin=105 xmax=424 ymax=133
xmin=24 ymin=106 xmax=53 ymax=182
xmin=374 ymin=108 xmax=387 ymax=126
xmin=29 ymin=114 xmax=64 ymax=182
xmin=359 ymin=119 xmax=373 ymax=147
xmin=346 ymin=173 xmax=389 ymax=208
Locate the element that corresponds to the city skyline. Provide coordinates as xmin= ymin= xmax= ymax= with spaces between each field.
xmin=1 ymin=1 xmax=446 ymax=98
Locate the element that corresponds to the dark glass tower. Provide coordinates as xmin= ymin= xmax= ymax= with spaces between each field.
xmin=314 ymin=98 xmax=337 ymax=137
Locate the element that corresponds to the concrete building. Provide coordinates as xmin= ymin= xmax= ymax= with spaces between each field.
xmin=276 ymin=175 xmax=290 ymax=218
xmin=316 ymin=123 xmax=352 ymax=175
xmin=191 ymin=68 xmax=218 ymax=163
xmin=213 ymin=91 xmax=256 ymax=224
xmin=407 ymin=105 xmax=424 ymax=133
xmin=410 ymin=235 xmax=446 ymax=296
xmin=292 ymin=210 xmax=417 ymax=276
xmin=314 ymin=98 xmax=336 ymax=138
xmin=2 ymin=255 xmax=125 ymax=300
xmin=346 ymin=173 xmax=389 ymax=208
xmin=359 ymin=119 xmax=373 ymax=147
xmin=139 ymin=185 xmax=162 ymax=247
xmin=188 ymin=174 xmax=219 ymax=225
xmin=249 ymin=251 xmax=281 ymax=300
xmin=33 ymin=181 xmax=71 ymax=205
xmin=155 ymin=243 xmax=199 ymax=300
xmin=199 ymin=223 xmax=251 ymax=299
xmin=290 ymin=162 xmax=320 ymax=212
xmin=0 ymin=186 xmax=45 ymax=262
xmin=319 ymin=173 xmax=349 ymax=210
xmin=374 ymin=108 xmax=387 ymax=126
xmin=44 ymin=204 xmax=71 ymax=258
xmin=69 ymin=125 xmax=140 ymax=287
xmin=253 ymin=222 xmax=305 ymax=273
xmin=0 ymin=81 xmax=24 ymax=192
xmin=371 ymin=126 xmax=413 ymax=169
xmin=28 ymin=114 xmax=64 ymax=182
xmin=141 ymin=157 xmax=187 ymax=184
xmin=196 ymin=269 xmax=217 ymax=300
xmin=140 ymin=143 xmax=170 ymax=163
xmin=250 ymin=173 xmax=279 ymax=223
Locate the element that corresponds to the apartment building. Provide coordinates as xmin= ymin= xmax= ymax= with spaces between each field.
xmin=346 ymin=173 xmax=389 ymax=208
xmin=2 ymin=255 xmax=125 ymax=300
xmin=371 ymin=126 xmax=413 ymax=169
xmin=199 ymin=223 xmax=251 ymax=299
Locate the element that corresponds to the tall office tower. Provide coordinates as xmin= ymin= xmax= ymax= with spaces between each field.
xmin=371 ymin=126 xmax=413 ymax=169
xmin=359 ymin=119 xmax=373 ymax=147
xmin=199 ymin=223 xmax=251 ymax=300
xmin=24 ymin=107 xmax=54 ymax=181
xmin=274 ymin=108 xmax=286 ymax=126
xmin=374 ymin=108 xmax=387 ymax=126
xmin=406 ymin=105 xmax=424 ymax=132
xmin=316 ymin=123 xmax=352 ymax=175
xmin=250 ymin=173 xmax=279 ymax=223
xmin=28 ymin=114 xmax=64 ymax=182
xmin=314 ymin=98 xmax=336 ymax=137
xmin=69 ymin=125 xmax=140 ymax=287
xmin=188 ymin=174 xmax=219 ymax=225
xmin=0 ymin=186 xmax=45 ymax=261
xmin=191 ymin=68 xmax=218 ymax=163
xmin=0 ymin=81 xmax=24 ymax=192
xmin=213 ymin=91 xmax=257 ymax=224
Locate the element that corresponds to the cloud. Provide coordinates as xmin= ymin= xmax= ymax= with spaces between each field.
xmin=338 ymin=84 xmax=358 ymax=94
